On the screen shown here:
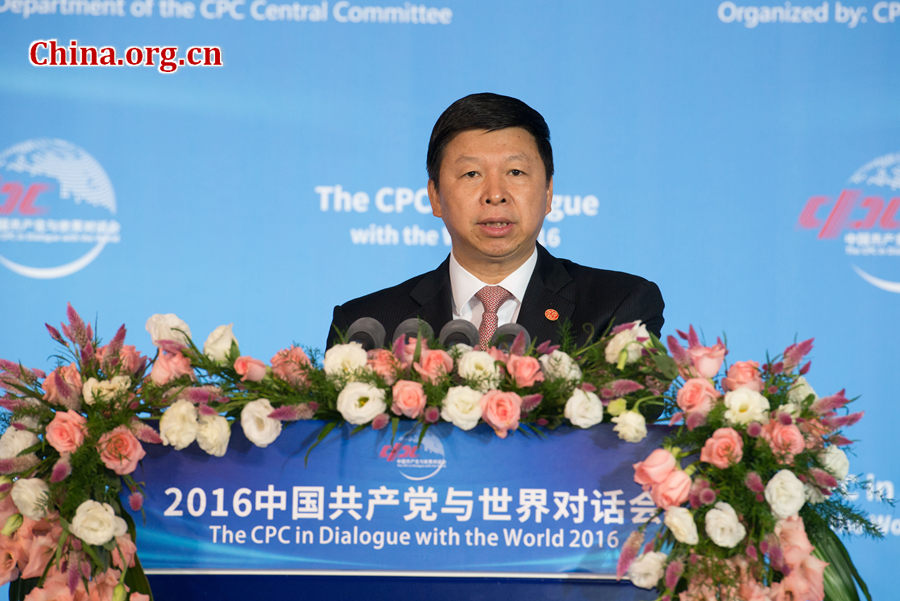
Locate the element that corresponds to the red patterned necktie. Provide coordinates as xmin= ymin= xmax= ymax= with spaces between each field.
xmin=475 ymin=285 xmax=513 ymax=350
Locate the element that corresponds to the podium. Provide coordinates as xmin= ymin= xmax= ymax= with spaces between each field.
xmin=136 ymin=421 xmax=665 ymax=600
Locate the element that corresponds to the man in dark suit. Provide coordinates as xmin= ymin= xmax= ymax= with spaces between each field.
xmin=328 ymin=93 xmax=663 ymax=348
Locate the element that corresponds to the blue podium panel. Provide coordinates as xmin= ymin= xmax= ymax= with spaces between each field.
xmin=135 ymin=421 xmax=667 ymax=587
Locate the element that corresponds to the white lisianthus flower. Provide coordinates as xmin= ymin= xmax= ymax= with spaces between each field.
xmin=159 ymin=399 xmax=199 ymax=450
xmin=10 ymin=478 xmax=49 ymax=520
xmin=203 ymin=324 xmax=238 ymax=363
xmin=323 ymin=343 xmax=368 ymax=377
xmin=564 ymin=388 xmax=604 ymax=429
xmin=665 ymin=506 xmax=699 ymax=545
xmin=441 ymin=386 xmax=483 ymax=431
xmin=197 ymin=414 xmax=231 ymax=457
xmin=336 ymin=382 xmax=386 ymax=425
xmin=457 ymin=350 xmax=501 ymax=391
xmin=612 ymin=410 xmax=647 ymax=443
xmin=704 ymin=502 xmax=747 ymax=548
xmin=765 ymin=469 xmax=806 ymax=519
xmin=0 ymin=427 xmax=39 ymax=464
xmin=627 ymin=551 xmax=667 ymax=589
xmin=145 ymin=313 xmax=192 ymax=346
xmin=723 ymin=387 xmax=770 ymax=425
xmin=819 ymin=446 xmax=850 ymax=482
xmin=787 ymin=376 xmax=817 ymax=406
xmin=82 ymin=375 xmax=131 ymax=405
xmin=241 ymin=399 xmax=282 ymax=447
xmin=69 ymin=500 xmax=127 ymax=546
xmin=604 ymin=322 xmax=651 ymax=366
xmin=538 ymin=350 xmax=582 ymax=381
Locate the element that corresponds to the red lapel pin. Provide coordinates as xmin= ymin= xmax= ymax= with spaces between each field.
xmin=544 ymin=308 xmax=559 ymax=321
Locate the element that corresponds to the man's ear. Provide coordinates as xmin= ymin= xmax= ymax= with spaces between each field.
xmin=428 ymin=179 xmax=442 ymax=218
xmin=544 ymin=176 xmax=554 ymax=216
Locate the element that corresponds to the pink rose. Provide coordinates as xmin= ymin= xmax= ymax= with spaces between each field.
xmin=391 ymin=380 xmax=427 ymax=419
xmin=270 ymin=346 xmax=311 ymax=388
xmin=150 ymin=351 xmax=194 ymax=386
xmin=413 ymin=349 xmax=453 ymax=384
xmin=234 ymin=356 xmax=267 ymax=382
xmin=676 ymin=378 xmax=720 ymax=420
xmin=42 ymin=363 xmax=82 ymax=410
xmin=97 ymin=344 xmax=145 ymax=375
xmin=650 ymin=469 xmax=691 ymax=509
xmin=97 ymin=426 xmax=146 ymax=475
xmin=45 ymin=410 xmax=87 ymax=454
xmin=722 ymin=360 xmax=763 ymax=392
xmin=633 ymin=448 xmax=677 ymax=488
xmin=480 ymin=390 xmax=522 ymax=438
xmin=506 ymin=355 xmax=544 ymax=388
xmin=763 ymin=422 xmax=806 ymax=463
xmin=367 ymin=349 xmax=400 ymax=385
xmin=700 ymin=427 xmax=744 ymax=469
xmin=687 ymin=341 xmax=726 ymax=379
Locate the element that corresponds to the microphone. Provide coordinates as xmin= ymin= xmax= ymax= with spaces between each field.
xmin=439 ymin=319 xmax=479 ymax=347
xmin=491 ymin=323 xmax=531 ymax=352
xmin=346 ymin=317 xmax=386 ymax=350
xmin=392 ymin=318 xmax=434 ymax=345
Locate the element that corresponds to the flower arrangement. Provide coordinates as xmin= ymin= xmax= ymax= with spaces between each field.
xmin=0 ymin=306 xmax=878 ymax=600
xmin=618 ymin=327 xmax=878 ymax=601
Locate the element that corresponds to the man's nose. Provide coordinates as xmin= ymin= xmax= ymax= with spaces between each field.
xmin=483 ymin=172 xmax=508 ymax=205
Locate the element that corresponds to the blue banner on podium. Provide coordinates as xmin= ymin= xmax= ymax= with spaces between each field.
xmin=135 ymin=422 xmax=668 ymax=579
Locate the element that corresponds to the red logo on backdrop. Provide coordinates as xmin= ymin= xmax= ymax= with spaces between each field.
xmin=797 ymin=153 xmax=900 ymax=293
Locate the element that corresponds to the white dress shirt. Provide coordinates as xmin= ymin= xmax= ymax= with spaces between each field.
xmin=448 ymin=248 xmax=538 ymax=330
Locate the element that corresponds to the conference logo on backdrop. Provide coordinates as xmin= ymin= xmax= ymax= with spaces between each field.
xmin=379 ymin=428 xmax=446 ymax=481
xmin=797 ymin=152 xmax=900 ymax=292
xmin=0 ymin=139 xmax=119 ymax=279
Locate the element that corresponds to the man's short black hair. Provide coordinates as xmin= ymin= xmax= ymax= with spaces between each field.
xmin=426 ymin=92 xmax=554 ymax=187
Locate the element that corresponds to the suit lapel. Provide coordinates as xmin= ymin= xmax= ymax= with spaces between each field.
xmin=408 ymin=255 xmax=453 ymax=335
xmin=517 ymin=245 xmax=576 ymax=346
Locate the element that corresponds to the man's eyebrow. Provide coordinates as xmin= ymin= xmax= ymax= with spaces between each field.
xmin=453 ymin=153 xmax=532 ymax=163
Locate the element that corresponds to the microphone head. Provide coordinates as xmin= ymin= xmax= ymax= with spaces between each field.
xmin=392 ymin=318 xmax=434 ymax=345
xmin=491 ymin=323 xmax=531 ymax=352
xmin=438 ymin=319 xmax=479 ymax=348
xmin=346 ymin=317 xmax=386 ymax=351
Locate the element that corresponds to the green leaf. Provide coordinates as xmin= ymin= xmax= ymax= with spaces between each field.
xmin=304 ymin=421 xmax=338 ymax=466
xmin=812 ymin=527 xmax=872 ymax=601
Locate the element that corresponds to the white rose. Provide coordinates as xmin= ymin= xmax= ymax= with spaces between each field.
xmin=323 ymin=343 xmax=368 ymax=377
xmin=145 ymin=313 xmax=192 ymax=346
xmin=605 ymin=322 xmax=650 ymax=365
xmin=787 ymin=376 xmax=817 ymax=406
xmin=564 ymin=388 xmax=604 ymax=428
xmin=83 ymin=375 xmax=131 ymax=405
xmin=69 ymin=500 xmax=127 ymax=546
xmin=457 ymin=350 xmax=501 ymax=391
xmin=539 ymin=350 xmax=582 ymax=381
xmin=627 ymin=551 xmax=667 ymax=589
xmin=0 ymin=427 xmax=39 ymax=464
xmin=704 ymin=501 xmax=746 ymax=548
xmin=612 ymin=410 xmax=647 ymax=443
xmin=336 ymin=382 xmax=386 ymax=425
xmin=197 ymin=414 xmax=231 ymax=457
xmin=241 ymin=399 xmax=282 ymax=447
xmin=665 ymin=506 xmax=699 ymax=545
xmin=10 ymin=478 xmax=49 ymax=520
xmin=159 ymin=399 xmax=199 ymax=450
xmin=819 ymin=445 xmax=850 ymax=482
xmin=765 ymin=469 xmax=806 ymax=519
xmin=203 ymin=324 xmax=238 ymax=363
xmin=723 ymin=387 xmax=770 ymax=425
xmin=441 ymin=386 xmax=483 ymax=430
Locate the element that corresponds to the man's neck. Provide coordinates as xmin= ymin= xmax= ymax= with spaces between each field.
xmin=452 ymin=246 xmax=536 ymax=284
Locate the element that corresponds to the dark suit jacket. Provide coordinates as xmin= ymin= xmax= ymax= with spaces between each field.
xmin=327 ymin=245 xmax=664 ymax=348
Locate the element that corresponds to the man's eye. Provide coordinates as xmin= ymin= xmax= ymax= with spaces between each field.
xmin=463 ymin=171 xmax=478 ymax=178
xmin=509 ymin=169 xmax=524 ymax=176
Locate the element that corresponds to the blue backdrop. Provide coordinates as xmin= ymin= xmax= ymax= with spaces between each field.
xmin=1 ymin=1 xmax=898 ymax=598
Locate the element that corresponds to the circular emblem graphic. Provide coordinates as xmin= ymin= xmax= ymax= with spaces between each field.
xmin=544 ymin=308 xmax=559 ymax=321
xmin=396 ymin=429 xmax=447 ymax=481
xmin=0 ymin=139 xmax=118 ymax=279
xmin=845 ymin=152 xmax=900 ymax=293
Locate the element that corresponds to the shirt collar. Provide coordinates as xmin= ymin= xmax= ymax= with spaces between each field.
xmin=448 ymin=247 xmax=538 ymax=314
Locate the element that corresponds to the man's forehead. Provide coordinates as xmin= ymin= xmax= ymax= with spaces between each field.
xmin=442 ymin=127 xmax=540 ymax=159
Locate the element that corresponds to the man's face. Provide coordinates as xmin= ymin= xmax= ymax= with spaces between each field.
xmin=428 ymin=127 xmax=553 ymax=282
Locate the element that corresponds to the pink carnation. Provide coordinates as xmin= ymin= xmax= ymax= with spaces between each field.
xmin=762 ymin=421 xmax=806 ymax=463
xmin=97 ymin=425 xmax=146 ymax=475
xmin=270 ymin=346 xmax=311 ymax=388
xmin=234 ymin=356 xmax=267 ymax=382
xmin=367 ymin=349 xmax=400 ymax=385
